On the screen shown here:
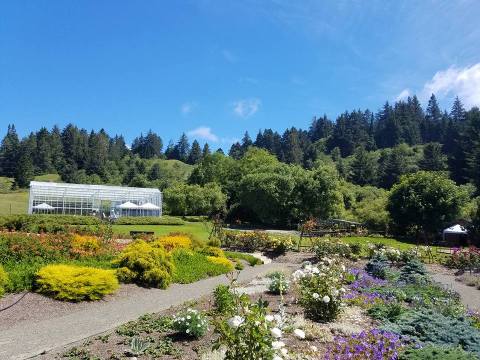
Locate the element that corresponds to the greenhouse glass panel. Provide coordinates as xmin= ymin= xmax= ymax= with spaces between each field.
xmin=28 ymin=181 xmax=162 ymax=218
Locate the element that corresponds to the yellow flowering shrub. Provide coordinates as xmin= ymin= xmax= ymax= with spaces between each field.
xmin=155 ymin=235 xmax=192 ymax=252
xmin=113 ymin=240 xmax=174 ymax=288
xmin=35 ymin=264 xmax=119 ymax=302
xmin=71 ymin=234 xmax=101 ymax=257
xmin=207 ymin=256 xmax=234 ymax=271
xmin=0 ymin=265 xmax=9 ymax=297
xmin=200 ymin=246 xmax=226 ymax=258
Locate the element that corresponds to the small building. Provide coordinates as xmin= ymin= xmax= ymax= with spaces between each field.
xmin=443 ymin=224 xmax=468 ymax=246
xmin=28 ymin=181 xmax=162 ymax=217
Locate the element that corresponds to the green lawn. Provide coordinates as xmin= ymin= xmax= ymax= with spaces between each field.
xmin=0 ymin=192 xmax=29 ymax=215
xmin=112 ymin=222 xmax=212 ymax=243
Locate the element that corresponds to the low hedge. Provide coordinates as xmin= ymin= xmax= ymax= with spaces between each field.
xmin=0 ymin=214 xmax=101 ymax=233
xmin=223 ymin=230 xmax=295 ymax=253
xmin=35 ymin=264 xmax=119 ymax=301
xmin=114 ymin=216 xmax=185 ymax=226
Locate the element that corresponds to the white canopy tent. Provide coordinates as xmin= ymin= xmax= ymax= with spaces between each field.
xmin=443 ymin=224 xmax=468 ymax=242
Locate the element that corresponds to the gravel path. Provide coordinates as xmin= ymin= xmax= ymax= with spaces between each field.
xmin=0 ymin=262 xmax=295 ymax=360
xmin=431 ymin=272 xmax=480 ymax=311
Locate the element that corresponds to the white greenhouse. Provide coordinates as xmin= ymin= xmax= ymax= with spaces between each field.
xmin=28 ymin=181 xmax=162 ymax=217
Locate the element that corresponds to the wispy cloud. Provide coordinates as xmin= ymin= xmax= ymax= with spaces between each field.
xmin=232 ymin=98 xmax=261 ymax=118
xmin=181 ymin=102 xmax=197 ymax=115
xmin=222 ymin=49 xmax=237 ymax=63
xmin=421 ymin=63 xmax=480 ymax=107
xmin=396 ymin=88 xmax=411 ymax=101
xmin=187 ymin=126 xmax=219 ymax=142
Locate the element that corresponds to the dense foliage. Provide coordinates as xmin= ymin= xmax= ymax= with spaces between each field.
xmin=35 ymin=264 xmax=119 ymax=301
xmin=113 ymin=240 xmax=175 ymax=288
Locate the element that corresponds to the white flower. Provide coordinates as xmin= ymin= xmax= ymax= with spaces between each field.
xmin=341 ymin=265 xmax=346 ymax=271
xmin=310 ymin=345 xmax=318 ymax=352
xmin=273 ymin=356 xmax=283 ymax=360
xmin=227 ymin=316 xmax=244 ymax=329
xmin=186 ymin=329 xmax=190 ymax=333
xmin=272 ymin=340 xmax=285 ymax=349
xmin=265 ymin=314 xmax=274 ymax=322
xmin=255 ymin=321 xmax=260 ymax=326
xmin=271 ymin=327 xmax=282 ymax=338
xmin=274 ymin=314 xmax=282 ymax=323
xmin=280 ymin=348 xmax=288 ymax=356
xmin=293 ymin=328 xmax=305 ymax=339
xmin=332 ymin=289 xmax=339 ymax=297
xmin=322 ymin=295 xmax=331 ymax=303
xmin=312 ymin=293 xmax=320 ymax=300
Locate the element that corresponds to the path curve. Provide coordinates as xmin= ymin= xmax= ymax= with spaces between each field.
xmin=431 ymin=272 xmax=480 ymax=311
xmin=0 ymin=262 xmax=294 ymax=360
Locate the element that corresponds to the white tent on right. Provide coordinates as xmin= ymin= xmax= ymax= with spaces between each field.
xmin=443 ymin=224 xmax=468 ymax=244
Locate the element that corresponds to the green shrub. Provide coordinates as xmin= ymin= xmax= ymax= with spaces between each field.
xmin=171 ymin=249 xmax=232 ymax=283
xmin=224 ymin=251 xmax=263 ymax=266
xmin=349 ymin=242 xmax=363 ymax=255
xmin=365 ymin=253 xmax=390 ymax=279
xmin=267 ymin=271 xmax=290 ymax=295
xmin=0 ymin=214 xmax=101 ymax=233
xmin=113 ymin=240 xmax=174 ymax=288
xmin=173 ymin=308 xmax=208 ymax=338
xmin=382 ymin=309 xmax=480 ymax=355
xmin=312 ymin=238 xmax=353 ymax=260
xmin=0 ymin=264 xmax=9 ymax=297
xmin=35 ymin=264 xmax=119 ymax=301
xmin=399 ymin=258 xmax=428 ymax=284
xmin=399 ymin=345 xmax=478 ymax=360
xmin=367 ymin=302 xmax=407 ymax=322
xmin=213 ymin=284 xmax=236 ymax=315
xmin=200 ymin=246 xmax=226 ymax=258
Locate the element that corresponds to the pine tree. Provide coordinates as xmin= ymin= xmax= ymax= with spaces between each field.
xmin=216 ymin=148 xmax=225 ymax=155
xmin=14 ymin=142 xmax=35 ymax=188
xmin=419 ymin=143 xmax=447 ymax=171
xmin=241 ymin=131 xmax=253 ymax=153
xmin=280 ymin=128 xmax=303 ymax=164
xmin=148 ymin=162 xmax=162 ymax=181
xmin=174 ymin=133 xmax=190 ymax=162
xmin=188 ymin=140 xmax=202 ymax=164
xmin=464 ymin=107 xmax=480 ymax=189
xmin=0 ymin=124 xmax=20 ymax=177
xmin=164 ymin=140 xmax=175 ymax=159
xmin=423 ymin=94 xmax=443 ymax=142
xmin=349 ymin=146 xmax=378 ymax=185
xmin=229 ymin=142 xmax=243 ymax=160
xmin=202 ymin=143 xmax=211 ymax=158
xmin=450 ymin=96 xmax=466 ymax=123
xmin=308 ymin=115 xmax=334 ymax=142
xmin=35 ymin=127 xmax=53 ymax=173
xmin=49 ymin=125 xmax=65 ymax=171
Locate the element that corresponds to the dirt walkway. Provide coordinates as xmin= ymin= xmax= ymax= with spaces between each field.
xmin=0 ymin=262 xmax=295 ymax=360
xmin=431 ymin=272 xmax=480 ymax=311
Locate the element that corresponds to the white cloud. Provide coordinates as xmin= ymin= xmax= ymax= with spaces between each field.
xmin=421 ymin=63 xmax=480 ymax=107
xmin=232 ymin=98 xmax=261 ymax=118
xmin=396 ymin=88 xmax=411 ymax=101
xmin=187 ymin=126 xmax=219 ymax=142
xmin=181 ymin=102 xmax=196 ymax=115
xmin=222 ymin=49 xmax=237 ymax=63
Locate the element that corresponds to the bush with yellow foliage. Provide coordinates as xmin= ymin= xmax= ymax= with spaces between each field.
xmin=35 ymin=264 xmax=118 ymax=301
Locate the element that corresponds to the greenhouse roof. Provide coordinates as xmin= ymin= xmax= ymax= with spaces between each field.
xmin=29 ymin=181 xmax=161 ymax=202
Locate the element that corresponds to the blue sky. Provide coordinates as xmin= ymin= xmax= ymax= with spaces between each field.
xmin=1 ymin=0 xmax=480 ymax=148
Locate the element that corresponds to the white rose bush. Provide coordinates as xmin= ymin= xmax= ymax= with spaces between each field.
xmin=293 ymin=259 xmax=346 ymax=322
xmin=173 ymin=308 xmax=209 ymax=338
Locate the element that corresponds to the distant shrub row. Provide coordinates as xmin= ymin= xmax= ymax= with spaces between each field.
xmin=0 ymin=214 xmax=101 ymax=233
xmin=114 ymin=216 xmax=185 ymax=226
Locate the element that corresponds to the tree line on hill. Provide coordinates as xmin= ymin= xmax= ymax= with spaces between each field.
xmin=0 ymin=93 xmax=479 ymax=239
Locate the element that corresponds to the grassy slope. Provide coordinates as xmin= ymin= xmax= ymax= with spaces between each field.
xmin=0 ymin=174 xmax=61 ymax=215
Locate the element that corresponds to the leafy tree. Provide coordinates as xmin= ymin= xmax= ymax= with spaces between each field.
xmin=163 ymin=183 xmax=226 ymax=216
xmin=378 ymin=144 xmax=418 ymax=188
xmin=148 ymin=163 xmax=162 ymax=181
xmin=388 ymin=171 xmax=466 ymax=236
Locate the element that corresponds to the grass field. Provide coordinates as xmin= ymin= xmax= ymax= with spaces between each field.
xmin=112 ymin=222 xmax=212 ymax=243
xmin=0 ymin=192 xmax=29 ymax=215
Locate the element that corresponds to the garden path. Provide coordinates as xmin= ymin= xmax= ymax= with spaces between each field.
xmin=431 ymin=272 xmax=480 ymax=311
xmin=0 ymin=262 xmax=295 ymax=360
